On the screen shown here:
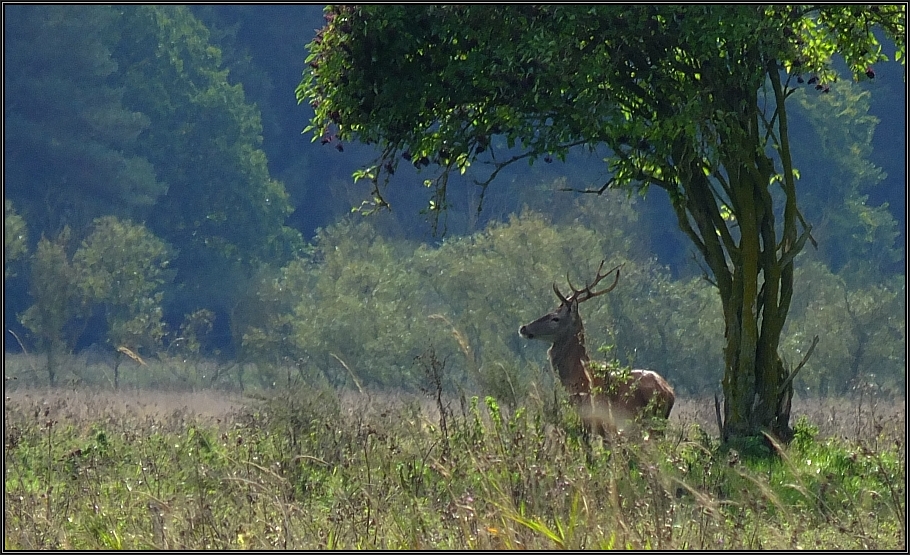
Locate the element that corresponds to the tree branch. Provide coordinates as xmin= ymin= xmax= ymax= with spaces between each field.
xmin=778 ymin=334 xmax=819 ymax=397
xmin=796 ymin=207 xmax=818 ymax=250
xmin=473 ymin=139 xmax=588 ymax=213
xmin=692 ymin=251 xmax=719 ymax=288
xmin=778 ymin=223 xmax=813 ymax=269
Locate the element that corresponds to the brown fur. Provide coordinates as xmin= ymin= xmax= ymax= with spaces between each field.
xmin=519 ymin=265 xmax=675 ymax=436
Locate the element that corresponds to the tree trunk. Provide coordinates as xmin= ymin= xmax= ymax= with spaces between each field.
xmin=667 ymin=68 xmax=804 ymax=443
xmin=46 ymin=341 xmax=58 ymax=387
xmin=720 ymin=280 xmax=794 ymax=442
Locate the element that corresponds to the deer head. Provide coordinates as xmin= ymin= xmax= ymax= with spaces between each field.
xmin=518 ymin=260 xmax=621 ymax=344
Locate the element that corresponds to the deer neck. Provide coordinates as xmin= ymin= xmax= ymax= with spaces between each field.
xmin=548 ymin=323 xmax=591 ymax=395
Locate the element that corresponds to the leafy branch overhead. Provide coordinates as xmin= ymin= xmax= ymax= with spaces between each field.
xmin=298 ymin=5 xmax=904 ymax=213
xmin=299 ymin=5 xmax=905 ymax=442
xmin=2 ymin=6 xmax=902 ymax=397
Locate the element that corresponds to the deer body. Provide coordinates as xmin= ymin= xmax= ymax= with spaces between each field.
xmin=519 ymin=262 xmax=675 ymax=436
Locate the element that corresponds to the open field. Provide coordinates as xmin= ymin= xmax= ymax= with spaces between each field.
xmin=4 ymin=385 xmax=906 ymax=549
xmin=4 ymin=386 xmax=904 ymax=440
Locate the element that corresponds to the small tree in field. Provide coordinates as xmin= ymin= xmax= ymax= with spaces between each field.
xmin=73 ymin=217 xmax=173 ymax=388
xmin=298 ymin=5 xmax=905 ymax=441
xmin=20 ymin=229 xmax=87 ymax=386
xmin=20 ymin=218 xmax=173 ymax=387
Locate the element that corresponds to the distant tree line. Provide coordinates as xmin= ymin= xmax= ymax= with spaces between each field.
xmin=3 ymin=6 xmax=904 ymax=400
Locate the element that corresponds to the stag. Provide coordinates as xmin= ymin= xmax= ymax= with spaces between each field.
xmin=519 ymin=261 xmax=675 ymax=436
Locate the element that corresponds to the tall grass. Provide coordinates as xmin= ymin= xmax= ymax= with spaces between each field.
xmin=3 ymin=380 xmax=905 ymax=549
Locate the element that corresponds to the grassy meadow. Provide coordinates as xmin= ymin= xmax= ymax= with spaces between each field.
xmin=3 ymin=366 xmax=906 ymax=550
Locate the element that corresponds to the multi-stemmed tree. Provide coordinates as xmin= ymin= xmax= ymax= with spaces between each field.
xmin=298 ymin=5 xmax=905 ymax=441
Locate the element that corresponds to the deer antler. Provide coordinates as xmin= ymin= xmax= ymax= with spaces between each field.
xmin=553 ymin=282 xmax=570 ymax=304
xmin=554 ymin=260 xmax=623 ymax=304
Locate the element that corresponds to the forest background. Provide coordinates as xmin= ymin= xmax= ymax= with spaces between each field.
xmin=3 ymin=5 xmax=905 ymax=399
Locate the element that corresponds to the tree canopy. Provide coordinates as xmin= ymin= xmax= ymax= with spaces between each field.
xmin=299 ymin=5 xmax=905 ymax=441
xmin=113 ymin=7 xmax=304 ymax=299
xmin=2 ymin=7 xmax=903 ymax=405
xmin=4 ymin=5 xmax=164 ymax=234
xmin=4 ymin=6 xmax=305 ymax=360
xmin=299 ymin=6 xmax=903 ymax=210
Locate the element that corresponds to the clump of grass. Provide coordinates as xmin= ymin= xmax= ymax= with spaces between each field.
xmin=3 ymin=384 xmax=905 ymax=549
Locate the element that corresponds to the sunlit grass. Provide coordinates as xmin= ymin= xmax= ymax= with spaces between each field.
xmin=3 ymin=379 xmax=905 ymax=550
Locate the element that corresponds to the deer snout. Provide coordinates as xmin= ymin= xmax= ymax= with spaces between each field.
xmin=519 ymin=325 xmax=534 ymax=339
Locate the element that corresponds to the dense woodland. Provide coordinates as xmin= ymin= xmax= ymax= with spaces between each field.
xmin=3 ymin=5 xmax=905 ymax=399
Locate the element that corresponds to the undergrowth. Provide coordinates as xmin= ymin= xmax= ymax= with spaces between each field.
xmin=4 ymin=383 xmax=905 ymax=550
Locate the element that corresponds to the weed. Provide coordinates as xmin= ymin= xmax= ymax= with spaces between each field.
xmin=3 ymin=385 xmax=905 ymax=549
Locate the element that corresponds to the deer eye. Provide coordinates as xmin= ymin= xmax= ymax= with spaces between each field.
xmin=551 ymin=317 xmax=560 ymax=322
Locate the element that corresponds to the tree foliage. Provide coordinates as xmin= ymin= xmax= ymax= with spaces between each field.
xmin=250 ymin=202 xmax=726 ymax=395
xmin=4 ymin=5 xmax=164 ymax=235
xmin=790 ymin=80 xmax=900 ymax=280
xmin=299 ymin=5 xmax=905 ymax=440
xmin=73 ymin=217 xmax=173 ymax=354
xmin=783 ymin=259 xmax=905 ymax=397
xmin=103 ymin=6 xmax=305 ymax=328
xmin=19 ymin=218 xmax=173 ymax=385
xmin=5 ymin=6 xmax=306 ymax=357
xmin=300 ymin=6 xmax=903 ymax=207
xmin=20 ymin=229 xmax=87 ymax=385
xmin=115 ymin=6 xmax=300 ymax=263
xmin=4 ymin=200 xmax=28 ymax=278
